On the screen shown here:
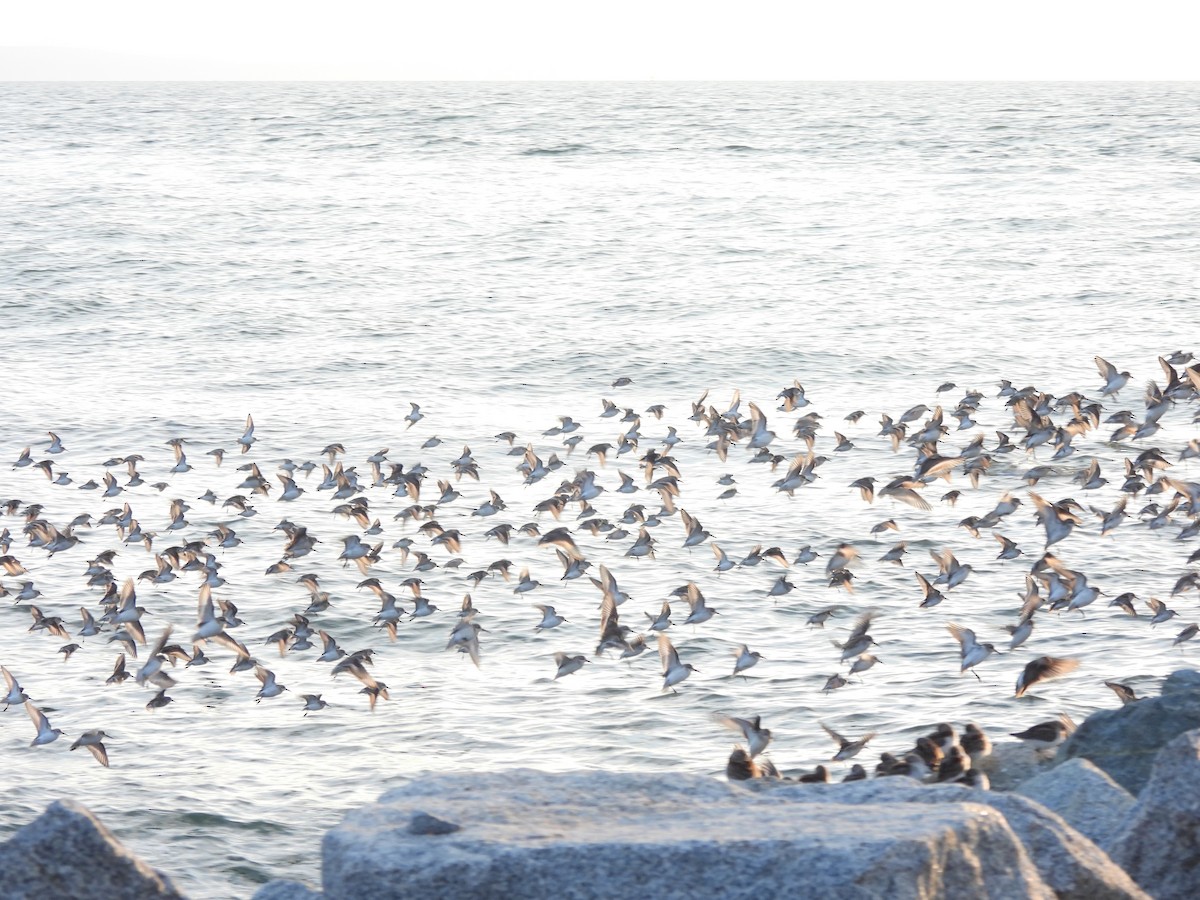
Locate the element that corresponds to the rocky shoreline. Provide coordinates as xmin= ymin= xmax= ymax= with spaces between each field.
xmin=6 ymin=670 xmax=1200 ymax=899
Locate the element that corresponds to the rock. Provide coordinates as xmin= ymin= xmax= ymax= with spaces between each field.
xmin=0 ymin=799 xmax=182 ymax=899
xmin=967 ymin=790 xmax=1146 ymax=900
xmin=1015 ymin=758 xmax=1136 ymax=850
xmin=975 ymin=741 xmax=1056 ymax=791
xmin=407 ymin=812 xmax=460 ymax=835
xmin=324 ymin=769 xmax=1065 ymax=899
xmin=1161 ymin=668 xmax=1200 ymax=695
xmin=1108 ymin=728 xmax=1200 ymax=899
xmin=1060 ymin=678 xmax=1200 ymax=794
xmin=792 ymin=779 xmax=1147 ymax=900
xmin=252 ymin=880 xmax=322 ymax=900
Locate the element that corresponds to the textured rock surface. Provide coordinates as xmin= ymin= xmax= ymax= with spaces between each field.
xmin=1016 ymin=758 xmax=1135 ymax=850
xmin=1109 ymin=728 xmax=1200 ymax=899
xmin=976 ymin=741 xmax=1056 ymax=791
xmin=252 ymin=880 xmax=323 ymax=900
xmin=1161 ymin=669 xmax=1200 ymax=695
xmin=0 ymin=799 xmax=182 ymax=899
xmin=322 ymin=769 xmax=1093 ymax=899
xmin=791 ymin=778 xmax=1147 ymax=900
xmin=1061 ymin=670 xmax=1200 ymax=794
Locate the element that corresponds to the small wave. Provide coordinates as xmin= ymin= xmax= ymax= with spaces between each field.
xmin=419 ymin=136 xmax=481 ymax=148
xmin=520 ymin=144 xmax=590 ymax=156
xmin=177 ymin=812 xmax=287 ymax=833
xmin=228 ymin=865 xmax=272 ymax=885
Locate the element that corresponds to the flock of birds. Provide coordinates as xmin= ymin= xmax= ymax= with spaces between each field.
xmin=2 ymin=352 xmax=1199 ymax=786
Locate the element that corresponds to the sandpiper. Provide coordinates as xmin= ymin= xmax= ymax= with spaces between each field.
xmin=1015 ymin=656 xmax=1080 ymax=698
xmin=1011 ymin=714 xmax=1075 ymax=756
xmin=658 ymin=635 xmax=696 ymax=691
xmin=70 ymin=730 xmax=110 ymax=767
xmin=26 ymin=702 xmax=64 ymax=746
xmin=820 ymin=722 xmax=876 ymax=761
xmin=716 ymin=714 xmax=772 ymax=758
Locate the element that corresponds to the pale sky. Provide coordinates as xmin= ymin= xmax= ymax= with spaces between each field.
xmin=2 ymin=0 xmax=1198 ymax=80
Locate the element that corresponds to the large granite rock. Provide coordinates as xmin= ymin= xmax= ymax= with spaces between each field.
xmin=1015 ymin=758 xmax=1136 ymax=850
xmin=320 ymin=769 xmax=1142 ymax=900
xmin=976 ymin=741 xmax=1056 ymax=791
xmin=252 ymin=880 xmax=322 ymax=900
xmin=1162 ymin=669 xmax=1200 ymax=695
xmin=1060 ymin=670 xmax=1200 ymax=794
xmin=1109 ymin=728 xmax=1200 ymax=899
xmin=790 ymin=778 xmax=1146 ymax=900
xmin=0 ymin=800 xmax=182 ymax=899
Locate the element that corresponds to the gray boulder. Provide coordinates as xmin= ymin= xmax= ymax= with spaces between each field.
xmin=1060 ymin=672 xmax=1200 ymax=794
xmin=1015 ymin=758 xmax=1136 ymax=850
xmin=976 ymin=741 xmax=1056 ymax=791
xmin=0 ymin=799 xmax=182 ymax=899
xmin=252 ymin=880 xmax=322 ymax=900
xmin=1109 ymin=728 xmax=1200 ymax=899
xmin=321 ymin=769 xmax=1134 ymax=899
xmin=1161 ymin=669 xmax=1200 ymax=695
xmin=792 ymin=778 xmax=1146 ymax=900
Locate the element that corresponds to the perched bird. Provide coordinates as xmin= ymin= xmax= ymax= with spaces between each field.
xmin=936 ymin=745 xmax=971 ymax=783
xmin=798 ymin=765 xmax=830 ymax=784
xmin=1104 ymin=681 xmax=1141 ymax=705
xmin=961 ymin=723 xmax=992 ymax=761
xmin=1011 ymin=714 xmax=1075 ymax=755
xmin=726 ymin=747 xmax=775 ymax=781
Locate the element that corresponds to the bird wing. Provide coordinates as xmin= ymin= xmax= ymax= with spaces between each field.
xmin=84 ymin=741 xmax=110 ymax=766
xmin=25 ymin=701 xmax=49 ymax=733
xmin=946 ymin=622 xmax=976 ymax=652
xmin=820 ymin=721 xmax=847 ymax=746
xmin=657 ymin=634 xmax=679 ymax=670
xmin=146 ymin=625 xmax=174 ymax=659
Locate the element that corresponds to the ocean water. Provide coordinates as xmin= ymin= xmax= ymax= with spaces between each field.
xmin=0 ymin=81 xmax=1198 ymax=896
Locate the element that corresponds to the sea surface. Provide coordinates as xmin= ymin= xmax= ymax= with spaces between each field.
xmin=0 ymin=81 xmax=1198 ymax=896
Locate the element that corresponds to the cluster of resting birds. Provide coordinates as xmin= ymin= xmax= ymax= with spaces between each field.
xmin=2 ymin=352 xmax=1199 ymax=785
